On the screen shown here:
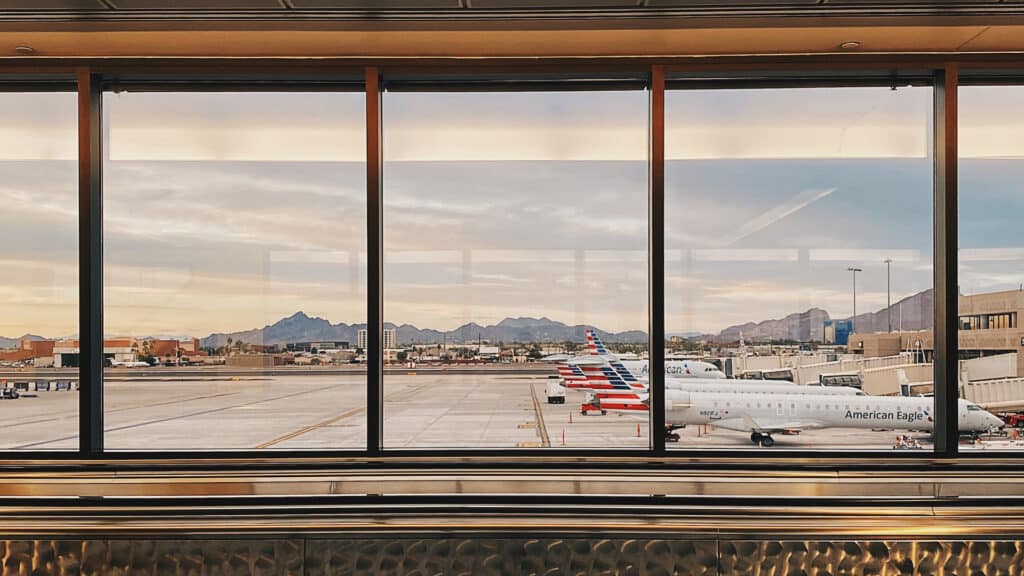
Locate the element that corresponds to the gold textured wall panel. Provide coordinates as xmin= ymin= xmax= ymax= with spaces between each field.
xmin=0 ymin=540 xmax=304 ymax=576
xmin=2 ymin=538 xmax=1024 ymax=575
xmin=305 ymin=538 xmax=718 ymax=576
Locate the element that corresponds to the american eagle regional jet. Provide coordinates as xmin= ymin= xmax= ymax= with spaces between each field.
xmin=652 ymin=389 xmax=1004 ymax=446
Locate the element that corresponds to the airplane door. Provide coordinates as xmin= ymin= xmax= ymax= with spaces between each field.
xmin=776 ymin=402 xmax=785 ymax=417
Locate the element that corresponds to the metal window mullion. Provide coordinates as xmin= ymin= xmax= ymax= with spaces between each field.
xmin=650 ymin=65 xmax=666 ymax=455
xmin=77 ymin=68 xmax=103 ymax=455
xmin=933 ymin=64 xmax=958 ymax=457
xmin=366 ymin=67 xmax=384 ymax=455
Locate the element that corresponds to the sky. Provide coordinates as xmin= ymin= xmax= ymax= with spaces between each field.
xmin=1 ymin=85 xmax=1022 ymax=340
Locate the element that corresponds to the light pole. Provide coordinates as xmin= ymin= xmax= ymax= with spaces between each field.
xmin=847 ymin=267 xmax=862 ymax=334
xmin=884 ymin=258 xmax=893 ymax=333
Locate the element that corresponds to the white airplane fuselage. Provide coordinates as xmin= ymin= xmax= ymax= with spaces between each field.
xmin=665 ymin=390 xmax=1002 ymax=435
xmin=621 ymin=359 xmax=725 ymax=379
xmin=664 ymin=381 xmax=862 ymax=396
xmin=590 ymin=382 xmax=863 ymax=413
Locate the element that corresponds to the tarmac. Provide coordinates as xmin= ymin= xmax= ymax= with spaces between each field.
xmin=0 ymin=371 xmax=1016 ymax=451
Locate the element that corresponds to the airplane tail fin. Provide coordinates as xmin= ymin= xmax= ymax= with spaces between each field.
xmin=556 ymin=362 xmax=587 ymax=385
xmin=585 ymin=328 xmax=609 ymax=356
xmin=579 ymin=363 xmax=637 ymax=391
xmin=607 ymin=359 xmax=645 ymax=390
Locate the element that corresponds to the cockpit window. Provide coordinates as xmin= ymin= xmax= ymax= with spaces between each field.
xmin=967 ymin=404 xmax=982 ymax=411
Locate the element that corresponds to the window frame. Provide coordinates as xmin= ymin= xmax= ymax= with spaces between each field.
xmin=94 ymin=78 xmax=369 ymax=455
xmin=0 ymin=79 xmax=81 ymax=453
xmin=0 ymin=58 xmax=1009 ymax=466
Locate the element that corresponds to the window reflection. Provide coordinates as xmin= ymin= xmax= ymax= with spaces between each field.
xmin=383 ymin=88 xmax=650 ymax=449
xmin=959 ymin=85 xmax=1024 ymax=448
xmin=665 ymin=85 xmax=936 ymax=450
xmin=102 ymin=91 xmax=367 ymax=451
xmin=0 ymin=91 xmax=78 ymax=450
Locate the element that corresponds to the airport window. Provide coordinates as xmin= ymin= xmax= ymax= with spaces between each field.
xmin=382 ymin=84 xmax=649 ymax=449
xmin=665 ymin=83 xmax=935 ymax=451
xmin=1 ymin=66 xmax=1011 ymax=461
xmin=958 ymin=312 xmax=1016 ymax=331
xmin=101 ymin=90 xmax=367 ymax=451
xmin=0 ymin=90 xmax=78 ymax=450
xmin=958 ymin=84 xmax=1024 ymax=449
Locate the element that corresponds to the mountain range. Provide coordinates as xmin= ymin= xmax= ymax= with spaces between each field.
xmin=198 ymin=313 xmax=648 ymax=349
xmin=0 ymin=288 xmax=938 ymax=349
xmin=706 ymin=288 xmax=934 ymax=342
xmin=0 ymin=334 xmax=44 ymax=349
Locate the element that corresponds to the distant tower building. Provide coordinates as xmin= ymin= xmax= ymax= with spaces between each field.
xmin=823 ymin=319 xmax=853 ymax=346
xmin=358 ymin=328 xmax=396 ymax=349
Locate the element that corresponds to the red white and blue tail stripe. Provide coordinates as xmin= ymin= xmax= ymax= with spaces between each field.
xmin=577 ymin=355 xmax=650 ymax=412
xmin=556 ymin=363 xmax=588 ymax=387
xmin=585 ymin=328 xmax=609 ymax=356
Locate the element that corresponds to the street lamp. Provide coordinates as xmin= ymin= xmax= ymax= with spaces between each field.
xmin=884 ymin=258 xmax=893 ymax=333
xmin=847 ymin=267 xmax=862 ymax=334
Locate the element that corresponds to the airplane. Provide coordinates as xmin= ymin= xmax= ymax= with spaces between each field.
xmin=646 ymin=389 xmax=1005 ymax=446
xmin=578 ymin=361 xmax=863 ymax=414
xmin=542 ymin=329 xmax=727 ymax=389
xmin=109 ymin=360 xmax=152 ymax=368
xmin=585 ymin=328 xmax=726 ymax=379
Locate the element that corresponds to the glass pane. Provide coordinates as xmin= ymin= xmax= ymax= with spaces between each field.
xmin=0 ymin=92 xmax=78 ymax=450
xmin=103 ymin=91 xmax=366 ymax=451
xmin=383 ymin=88 xmax=649 ymax=449
xmin=665 ymin=85 xmax=935 ymax=451
xmin=958 ymin=85 xmax=1024 ymax=450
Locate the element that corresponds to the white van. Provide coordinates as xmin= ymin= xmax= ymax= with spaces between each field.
xmin=545 ymin=381 xmax=566 ymax=404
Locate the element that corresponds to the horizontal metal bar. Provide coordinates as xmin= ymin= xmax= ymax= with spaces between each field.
xmin=3 ymin=496 xmax=1024 ymax=539
xmin=0 ymin=448 xmax=947 ymax=461
xmin=1 ymin=468 xmax=1024 ymax=500
xmin=4 ymin=5 xmax=1024 ymax=24
xmin=665 ymin=74 xmax=936 ymax=90
xmin=102 ymin=78 xmax=364 ymax=92
xmin=0 ymin=54 xmax=1017 ymax=78
xmin=0 ymin=451 xmax=1016 ymax=471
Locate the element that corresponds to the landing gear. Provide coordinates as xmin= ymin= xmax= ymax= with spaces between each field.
xmin=666 ymin=425 xmax=684 ymax=443
xmin=751 ymin=432 xmax=774 ymax=447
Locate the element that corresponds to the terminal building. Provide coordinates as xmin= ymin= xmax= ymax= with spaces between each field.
xmin=849 ymin=288 xmax=1024 ymax=377
xmin=286 ymin=341 xmax=351 ymax=353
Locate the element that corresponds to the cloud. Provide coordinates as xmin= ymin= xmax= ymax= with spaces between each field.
xmin=0 ymin=85 xmax=982 ymax=338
